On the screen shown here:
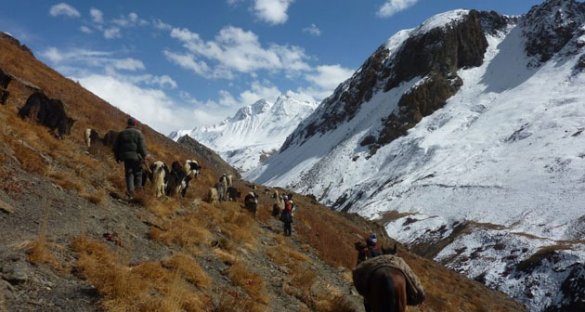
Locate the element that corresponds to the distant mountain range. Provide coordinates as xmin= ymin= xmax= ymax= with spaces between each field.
xmin=245 ymin=0 xmax=585 ymax=311
xmin=169 ymin=95 xmax=317 ymax=174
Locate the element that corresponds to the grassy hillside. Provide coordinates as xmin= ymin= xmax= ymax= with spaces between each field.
xmin=0 ymin=33 xmax=525 ymax=311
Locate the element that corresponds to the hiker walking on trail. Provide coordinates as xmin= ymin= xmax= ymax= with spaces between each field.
xmin=113 ymin=117 xmax=149 ymax=199
xmin=356 ymin=233 xmax=381 ymax=265
xmin=280 ymin=195 xmax=294 ymax=236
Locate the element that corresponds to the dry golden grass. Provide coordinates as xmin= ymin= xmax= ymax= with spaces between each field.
xmin=10 ymin=140 xmax=47 ymax=175
xmin=313 ymin=295 xmax=357 ymax=312
xmin=216 ymin=288 xmax=265 ymax=312
xmin=226 ymin=261 xmax=268 ymax=304
xmin=162 ymin=253 xmax=211 ymax=289
xmin=213 ymin=249 xmax=238 ymax=265
xmin=266 ymin=243 xmax=310 ymax=268
xmin=22 ymin=205 xmax=64 ymax=271
xmin=71 ymin=236 xmax=209 ymax=312
xmin=149 ymin=213 xmax=213 ymax=249
xmin=80 ymin=190 xmax=106 ymax=205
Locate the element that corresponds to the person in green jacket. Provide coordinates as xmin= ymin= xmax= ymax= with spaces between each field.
xmin=113 ymin=117 xmax=148 ymax=199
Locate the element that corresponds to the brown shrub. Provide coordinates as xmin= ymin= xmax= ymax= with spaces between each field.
xmin=71 ymin=236 xmax=209 ymax=312
xmin=227 ymin=262 xmax=268 ymax=304
xmin=216 ymin=288 xmax=264 ymax=312
xmin=11 ymin=141 xmax=47 ymax=175
xmin=81 ymin=190 xmax=106 ymax=205
xmin=149 ymin=214 xmax=212 ymax=248
xmin=162 ymin=253 xmax=211 ymax=289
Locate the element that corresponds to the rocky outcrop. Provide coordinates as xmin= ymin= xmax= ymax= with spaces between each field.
xmin=522 ymin=0 xmax=585 ymax=63
xmin=283 ymin=10 xmax=508 ymax=153
xmin=371 ymin=10 xmax=490 ymax=154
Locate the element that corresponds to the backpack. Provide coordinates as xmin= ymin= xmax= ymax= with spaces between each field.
xmin=284 ymin=200 xmax=293 ymax=213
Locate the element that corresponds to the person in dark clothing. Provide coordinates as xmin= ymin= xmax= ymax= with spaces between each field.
xmin=280 ymin=195 xmax=294 ymax=236
xmin=355 ymin=233 xmax=381 ymax=312
xmin=113 ymin=117 xmax=148 ymax=199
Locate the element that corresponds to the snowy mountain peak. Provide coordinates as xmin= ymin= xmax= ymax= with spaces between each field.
xmin=413 ymin=9 xmax=470 ymax=37
xmin=171 ymin=95 xmax=316 ymax=173
xmin=232 ymin=99 xmax=272 ymax=121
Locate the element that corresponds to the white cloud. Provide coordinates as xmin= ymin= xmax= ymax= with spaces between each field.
xmin=163 ymin=51 xmax=216 ymax=78
xmin=253 ymin=0 xmax=294 ymax=25
xmin=49 ymin=3 xmax=81 ymax=18
xmin=90 ymin=8 xmax=103 ymax=23
xmin=113 ymin=58 xmax=145 ymax=71
xmin=76 ymin=75 xmax=194 ymax=135
xmin=167 ymin=26 xmax=309 ymax=79
xmin=80 ymin=26 xmax=93 ymax=34
xmin=40 ymin=47 xmax=149 ymax=76
xmin=302 ymin=24 xmax=321 ymax=36
xmin=113 ymin=12 xmax=148 ymax=27
xmin=153 ymin=19 xmax=172 ymax=31
xmin=227 ymin=0 xmax=244 ymax=6
xmin=239 ymin=81 xmax=282 ymax=105
xmin=305 ymin=65 xmax=354 ymax=91
xmin=104 ymin=27 xmax=121 ymax=39
xmin=299 ymin=64 xmax=354 ymax=101
xmin=377 ymin=0 xmax=419 ymax=17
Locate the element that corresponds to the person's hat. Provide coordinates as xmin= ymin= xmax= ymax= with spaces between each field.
xmin=367 ymin=233 xmax=377 ymax=245
xmin=127 ymin=117 xmax=137 ymax=126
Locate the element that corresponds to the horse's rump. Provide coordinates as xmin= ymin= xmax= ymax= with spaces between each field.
xmin=353 ymin=255 xmax=425 ymax=305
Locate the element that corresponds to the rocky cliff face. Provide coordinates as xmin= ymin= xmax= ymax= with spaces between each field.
xmin=282 ymin=10 xmax=511 ymax=154
xmin=522 ymin=0 xmax=585 ymax=64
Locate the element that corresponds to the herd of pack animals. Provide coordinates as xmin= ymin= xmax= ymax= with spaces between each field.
xmin=1 ymin=67 xmax=427 ymax=312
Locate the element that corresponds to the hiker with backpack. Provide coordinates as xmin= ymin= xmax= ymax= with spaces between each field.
xmin=280 ymin=194 xmax=295 ymax=236
xmin=113 ymin=117 xmax=149 ymax=200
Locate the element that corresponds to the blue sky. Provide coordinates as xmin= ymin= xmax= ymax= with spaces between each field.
xmin=0 ymin=0 xmax=543 ymax=134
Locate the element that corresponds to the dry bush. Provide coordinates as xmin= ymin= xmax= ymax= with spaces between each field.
xmin=226 ymin=262 xmax=268 ymax=304
xmin=290 ymin=268 xmax=316 ymax=290
xmin=217 ymin=205 xmax=258 ymax=247
xmin=107 ymin=174 xmax=126 ymax=193
xmin=314 ymin=295 xmax=357 ymax=312
xmin=141 ymin=195 xmax=181 ymax=217
xmin=72 ymin=236 xmax=208 ymax=312
xmin=162 ymin=253 xmax=211 ymax=289
xmin=149 ymin=214 xmax=213 ymax=248
xmin=23 ymin=239 xmax=62 ymax=271
xmin=216 ymin=288 xmax=264 ymax=312
xmin=81 ymin=190 xmax=106 ymax=205
xmin=10 ymin=141 xmax=47 ymax=175
xmin=266 ymin=239 xmax=310 ymax=268
xmin=213 ymin=249 xmax=238 ymax=265
xmin=23 ymin=204 xmax=63 ymax=271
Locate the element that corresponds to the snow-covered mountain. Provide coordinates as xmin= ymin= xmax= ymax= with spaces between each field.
xmin=170 ymin=95 xmax=317 ymax=173
xmin=247 ymin=1 xmax=585 ymax=311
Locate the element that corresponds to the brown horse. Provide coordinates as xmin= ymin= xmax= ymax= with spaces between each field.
xmin=364 ymin=265 xmax=407 ymax=312
xmin=354 ymin=244 xmax=413 ymax=312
